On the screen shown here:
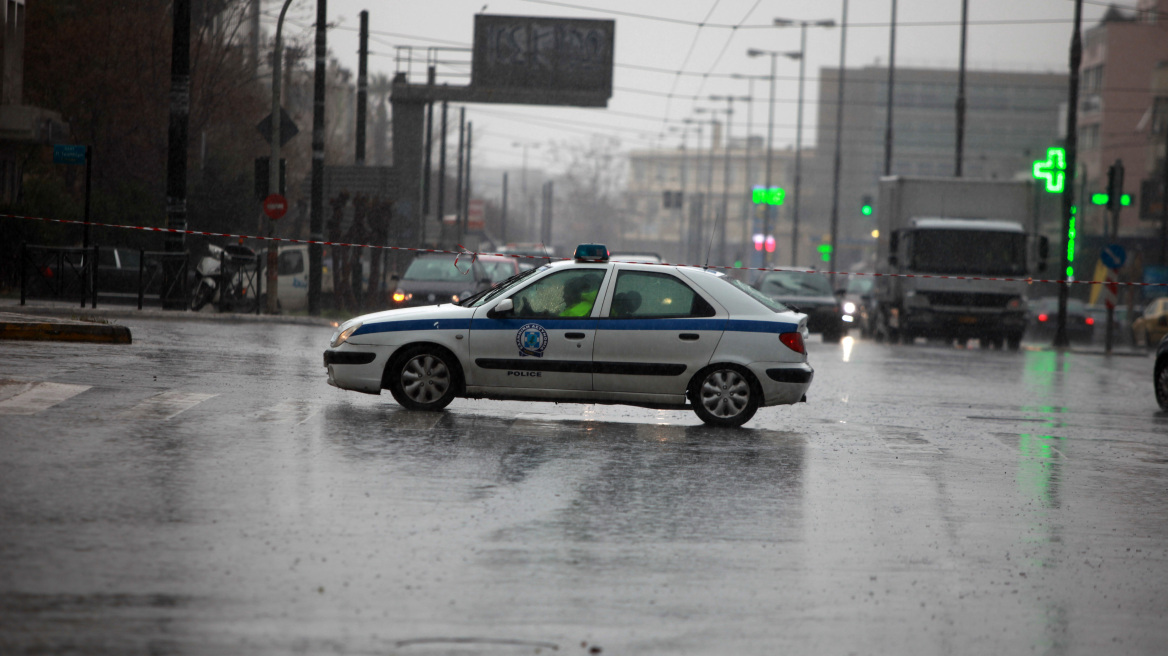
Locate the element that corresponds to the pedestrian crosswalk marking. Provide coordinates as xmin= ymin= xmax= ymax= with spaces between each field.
xmin=0 ymin=381 xmax=91 ymax=415
xmin=118 ymin=390 xmax=217 ymax=421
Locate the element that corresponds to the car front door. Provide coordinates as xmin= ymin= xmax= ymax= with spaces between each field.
xmin=592 ymin=268 xmax=725 ymax=396
xmin=467 ymin=268 xmax=609 ymax=393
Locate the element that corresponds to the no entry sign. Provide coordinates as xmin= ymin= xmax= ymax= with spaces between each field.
xmin=262 ymin=194 xmax=288 ymax=220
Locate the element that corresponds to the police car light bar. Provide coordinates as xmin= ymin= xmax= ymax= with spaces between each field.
xmin=574 ymin=244 xmax=609 ymax=262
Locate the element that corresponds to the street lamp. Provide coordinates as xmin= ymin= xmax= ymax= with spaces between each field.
xmin=772 ymin=18 xmax=835 ymax=266
xmin=745 ymin=48 xmax=784 ymax=267
xmin=511 ymin=141 xmax=541 ymax=242
xmin=711 ymin=94 xmax=749 ymax=267
xmin=265 ymin=0 xmax=296 ymax=314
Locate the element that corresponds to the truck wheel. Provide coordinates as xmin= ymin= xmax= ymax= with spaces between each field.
xmin=689 ymin=364 xmax=760 ymax=427
xmin=1006 ymin=334 xmax=1022 ymax=351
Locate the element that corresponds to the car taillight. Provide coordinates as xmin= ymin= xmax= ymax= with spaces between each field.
xmin=1038 ymin=313 xmax=1048 ymax=322
xmin=780 ymin=332 xmax=805 ymax=354
xmin=1085 ymin=317 xmax=1094 ymax=326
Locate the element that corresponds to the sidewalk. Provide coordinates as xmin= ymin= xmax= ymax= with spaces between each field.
xmin=0 ymin=299 xmax=341 ymax=344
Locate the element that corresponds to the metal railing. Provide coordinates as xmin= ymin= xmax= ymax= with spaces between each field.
xmin=20 ymin=244 xmax=190 ymax=310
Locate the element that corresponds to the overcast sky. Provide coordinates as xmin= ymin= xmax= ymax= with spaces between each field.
xmin=268 ymin=0 xmax=1115 ymax=172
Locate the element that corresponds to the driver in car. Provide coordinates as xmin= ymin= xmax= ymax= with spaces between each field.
xmin=560 ymin=274 xmax=601 ymax=317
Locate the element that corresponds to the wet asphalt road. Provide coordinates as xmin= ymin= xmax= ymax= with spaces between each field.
xmin=1 ymin=318 xmax=1167 ymax=655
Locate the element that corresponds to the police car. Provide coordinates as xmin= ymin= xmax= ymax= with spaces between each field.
xmin=324 ymin=245 xmax=814 ymax=427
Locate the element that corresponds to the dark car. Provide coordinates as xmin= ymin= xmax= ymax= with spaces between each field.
xmin=1156 ymin=334 xmax=1168 ymax=410
xmin=1027 ymin=296 xmax=1095 ymax=343
xmin=389 ymin=253 xmax=494 ymax=308
xmin=754 ymin=268 xmax=847 ymax=342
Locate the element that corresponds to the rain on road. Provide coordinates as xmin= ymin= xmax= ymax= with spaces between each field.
xmin=1 ymin=318 xmax=1166 ymax=655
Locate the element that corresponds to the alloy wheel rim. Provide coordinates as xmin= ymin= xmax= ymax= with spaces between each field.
xmin=699 ymin=369 xmax=750 ymax=418
xmin=402 ymin=354 xmax=450 ymax=404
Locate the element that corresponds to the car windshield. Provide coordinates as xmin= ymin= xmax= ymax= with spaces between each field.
xmin=480 ymin=259 xmax=517 ymax=282
xmin=759 ymin=271 xmax=833 ymax=297
xmin=403 ymin=256 xmax=467 ymax=282
xmin=460 ymin=265 xmax=548 ymax=308
xmin=846 ymin=276 xmax=873 ymax=295
xmin=723 ymin=277 xmax=790 ymax=313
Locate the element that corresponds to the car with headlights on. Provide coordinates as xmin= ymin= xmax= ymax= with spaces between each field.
xmin=325 ymin=244 xmax=814 ymax=427
xmin=389 ymin=253 xmax=494 ymax=308
xmin=753 ymin=268 xmax=847 ymax=343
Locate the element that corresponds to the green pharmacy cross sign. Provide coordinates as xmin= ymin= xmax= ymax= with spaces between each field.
xmin=1032 ymin=147 xmax=1066 ymax=194
xmin=752 ymin=187 xmax=785 ymax=206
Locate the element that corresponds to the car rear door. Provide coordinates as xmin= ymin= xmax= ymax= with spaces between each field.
xmin=592 ymin=267 xmax=725 ymax=396
xmin=467 ymin=267 xmax=609 ymax=393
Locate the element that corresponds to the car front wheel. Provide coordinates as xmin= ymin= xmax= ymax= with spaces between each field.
xmin=689 ymin=364 xmax=760 ymax=427
xmin=387 ymin=346 xmax=459 ymax=411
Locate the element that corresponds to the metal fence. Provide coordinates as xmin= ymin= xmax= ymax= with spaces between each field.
xmin=19 ymin=244 xmax=196 ymax=311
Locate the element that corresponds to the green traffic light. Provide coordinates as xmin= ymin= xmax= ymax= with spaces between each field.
xmin=861 ymin=204 xmax=873 ymax=216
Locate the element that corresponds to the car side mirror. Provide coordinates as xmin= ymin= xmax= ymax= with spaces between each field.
xmin=489 ymin=298 xmax=514 ymax=318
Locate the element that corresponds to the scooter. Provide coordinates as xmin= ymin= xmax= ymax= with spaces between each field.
xmin=190 ymin=243 xmax=258 ymax=312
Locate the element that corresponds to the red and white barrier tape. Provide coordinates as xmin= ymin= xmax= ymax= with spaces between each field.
xmin=6 ymin=212 xmax=1167 ymax=287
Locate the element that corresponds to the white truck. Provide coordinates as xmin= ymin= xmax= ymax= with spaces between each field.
xmin=873 ymin=176 xmax=1048 ymax=349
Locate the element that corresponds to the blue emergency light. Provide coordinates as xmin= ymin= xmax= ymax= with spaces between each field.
xmin=574 ymin=244 xmax=609 ymax=262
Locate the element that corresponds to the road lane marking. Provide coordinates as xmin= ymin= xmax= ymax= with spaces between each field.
xmin=0 ymin=381 xmax=91 ymax=415
xmin=119 ymin=390 xmax=217 ymax=421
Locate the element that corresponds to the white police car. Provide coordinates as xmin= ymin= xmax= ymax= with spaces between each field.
xmin=325 ymin=244 xmax=813 ymax=427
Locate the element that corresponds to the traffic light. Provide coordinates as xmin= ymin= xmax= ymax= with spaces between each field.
xmin=817 ymin=243 xmax=832 ymax=263
xmin=1106 ymin=161 xmax=1125 ymax=211
xmin=861 ymin=194 xmax=873 ymax=216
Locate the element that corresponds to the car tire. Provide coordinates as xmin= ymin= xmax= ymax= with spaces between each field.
xmin=387 ymin=346 xmax=459 ymax=411
xmin=1156 ymin=359 xmax=1168 ymax=411
xmin=689 ymin=364 xmax=760 ymax=427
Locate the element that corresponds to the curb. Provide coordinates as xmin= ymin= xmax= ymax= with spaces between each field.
xmin=0 ymin=302 xmax=341 ymax=328
xmin=0 ymin=312 xmax=132 ymax=344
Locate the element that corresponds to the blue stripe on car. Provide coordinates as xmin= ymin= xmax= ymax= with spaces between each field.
xmin=353 ymin=317 xmax=798 ymax=336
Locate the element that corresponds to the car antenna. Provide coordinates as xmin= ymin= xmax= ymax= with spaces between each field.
xmin=703 ymin=209 xmax=722 ymax=270
xmin=538 ymin=241 xmax=552 ymax=265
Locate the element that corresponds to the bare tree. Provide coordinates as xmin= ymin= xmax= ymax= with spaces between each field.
xmin=549 ymin=136 xmax=627 ymax=249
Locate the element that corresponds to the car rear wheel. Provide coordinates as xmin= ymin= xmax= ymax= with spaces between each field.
xmin=689 ymin=364 xmax=760 ymax=427
xmin=387 ymin=346 xmax=458 ymax=411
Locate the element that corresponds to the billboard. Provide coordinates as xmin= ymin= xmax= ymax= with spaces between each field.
xmin=473 ymin=14 xmax=614 ymax=100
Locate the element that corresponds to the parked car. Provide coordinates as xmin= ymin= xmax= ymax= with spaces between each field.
xmin=1027 ymin=296 xmax=1095 ymax=343
xmin=1132 ymin=296 xmax=1168 ymax=348
xmin=389 ymin=253 xmax=494 ymax=308
xmin=275 ymin=244 xmax=334 ymax=312
xmin=1156 ymin=333 xmax=1168 ymax=410
xmin=325 ymin=244 xmax=814 ymax=427
xmin=753 ymin=268 xmax=847 ymax=342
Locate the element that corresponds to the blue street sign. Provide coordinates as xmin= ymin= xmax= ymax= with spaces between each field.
xmin=53 ymin=144 xmax=87 ymax=165
xmin=1100 ymin=243 xmax=1126 ymax=270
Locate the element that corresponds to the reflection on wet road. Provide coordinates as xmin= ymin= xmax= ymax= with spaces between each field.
xmin=1 ymin=320 xmax=1166 ymax=655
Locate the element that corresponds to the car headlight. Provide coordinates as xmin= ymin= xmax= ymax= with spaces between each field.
xmin=331 ymin=321 xmax=363 ymax=348
xmin=842 ymin=301 xmax=856 ymax=315
xmin=392 ymin=291 xmax=412 ymax=303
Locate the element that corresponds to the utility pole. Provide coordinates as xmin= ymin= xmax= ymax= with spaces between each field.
xmin=955 ymin=0 xmax=968 ymax=177
xmin=164 ymin=0 xmax=190 ymax=309
xmin=827 ymin=0 xmax=849 ymax=290
xmin=1055 ymin=0 xmax=1084 ymax=349
xmin=307 ymin=0 xmax=327 ymax=315
xmin=355 ymin=11 xmax=368 ymax=165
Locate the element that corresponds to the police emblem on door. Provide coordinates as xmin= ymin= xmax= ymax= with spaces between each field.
xmin=516 ymin=323 xmax=548 ymax=358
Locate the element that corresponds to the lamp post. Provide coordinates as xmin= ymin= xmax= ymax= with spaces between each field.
xmin=827 ymin=0 xmax=849 ymax=290
xmin=772 ymin=18 xmax=835 ymax=267
xmin=746 ymin=48 xmax=781 ymax=267
xmin=266 ymin=0 xmax=296 ymax=314
xmin=694 ymin=107 xmax=727 ymax=265
xmin=731 ymin=73 xmax=764 ymax=263
xmin=711 ymin=95 xmax=750 ymax=267
xmin=512 ymin=141 xmax=541 ymax=242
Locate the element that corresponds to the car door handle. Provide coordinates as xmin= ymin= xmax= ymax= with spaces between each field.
xmin=679 ymin=333 xmax=700 ymax=341
xmin=565 ymin=332 xmax=587 ymax=340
